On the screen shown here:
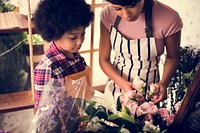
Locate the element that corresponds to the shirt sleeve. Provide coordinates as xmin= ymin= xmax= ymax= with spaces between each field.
xmin=163 ymin=13 xmax=183 ymax=38
xmin=100 ymin=5 xmax=110 ymax=30
xmin=34 ymin=66 xmax=52 ymax=109
xmin=100 ymin=4 xmax=117 ymax=30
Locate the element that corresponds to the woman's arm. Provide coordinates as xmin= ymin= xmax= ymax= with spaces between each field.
xmin=152 ymin=30 xmax=181 ymax=103
xmin=99 ymin=21 xmax=137 ymax=93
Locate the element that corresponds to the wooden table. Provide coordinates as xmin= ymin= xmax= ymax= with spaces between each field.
xmin=0 ymin=91 xmax=34 ymax=113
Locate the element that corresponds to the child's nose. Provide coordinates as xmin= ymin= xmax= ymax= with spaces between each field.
xmin=77 ymin=38 xmax=84 ymax=45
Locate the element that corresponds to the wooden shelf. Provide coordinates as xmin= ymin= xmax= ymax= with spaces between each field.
xmin=0 ymin=90 xmax=34 ymax=113
xmin=0 ymin=12 xmax=35 ymax=113
xmin=0 ymin=12 xmax=34 ymax=33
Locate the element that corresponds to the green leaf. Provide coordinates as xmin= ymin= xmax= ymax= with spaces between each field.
xmin=138 ymin=87 xmax=145 ymax=95
xmin=81 ymin=115 xmax=91 ymax=121
xmin=108 ymin=114 xmax=119 ymax=120
xmin=118 ymin=112 xmax=135 ymax=124
xmin=94 ymin=106 xmax=108 ymax=120
xmin=85 ymin=104 xmax=97 ymax=115
xmin=121 ymin=106 xmax=131 ymax=116
xmin=108 ymin=112 xmax=135 ymax=124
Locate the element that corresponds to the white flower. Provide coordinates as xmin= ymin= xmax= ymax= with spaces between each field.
xmin=133 ymin=76 xmax=146 ymax=93
xmin=91 ymin=90 xmax=117 ymax=114
xmin=143 ymin=120 xmax=160 ymax=133
xmin=149 ymin=84 xmax=159 ymax=96
xmin=121 ymin=128 xmax=131 ymax=133
xmin=85 ymin=117 xmax=104 ymax=132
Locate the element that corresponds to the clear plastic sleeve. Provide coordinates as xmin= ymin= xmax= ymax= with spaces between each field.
xmin=29 ymin=67 xmax=93 ymax=133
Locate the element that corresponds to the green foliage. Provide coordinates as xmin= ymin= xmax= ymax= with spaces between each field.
xmin=179 ymin=46 xmax=200 ymax=74
xmin=0 ymin=1 xmax=16 ymax=12
xmin=23 ymin=33 xmax=44 ymax=45
xmin=0 ymin=33 xmax=28 ymax=94
xmin=167 ymin=45 xmax=200 ymax=110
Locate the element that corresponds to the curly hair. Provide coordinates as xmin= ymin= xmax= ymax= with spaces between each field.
xmin=34 ymin=0 xmax=94 ymax=42
xmin=105 ymin=0 xmax=141 ymax=7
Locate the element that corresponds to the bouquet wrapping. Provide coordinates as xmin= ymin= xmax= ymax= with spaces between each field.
xmin=29 ymin=67 xmax=93 ymax=133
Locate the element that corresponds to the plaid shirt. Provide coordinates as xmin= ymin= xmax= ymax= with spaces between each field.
xmin=34 ymin=42 xmax=87 ymax=109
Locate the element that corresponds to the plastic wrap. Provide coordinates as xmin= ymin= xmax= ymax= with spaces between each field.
xmin=29 ymin=67 xmax=93 ymax=133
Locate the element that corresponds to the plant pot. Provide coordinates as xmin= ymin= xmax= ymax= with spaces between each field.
xmin=23 ymin=44 xmax=44 ymax=55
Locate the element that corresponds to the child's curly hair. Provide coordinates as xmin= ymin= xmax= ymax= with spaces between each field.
xmin=34 ymin=0 xmax=94 ymax=42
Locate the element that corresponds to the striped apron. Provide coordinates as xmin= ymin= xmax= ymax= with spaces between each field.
xmin=105 ymin=16 xmax=160 ymax=100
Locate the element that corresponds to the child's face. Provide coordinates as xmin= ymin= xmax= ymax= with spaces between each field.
xmin=54 ymin=26 xmax=86 ymax=53
xmin=111 ymin=0 xmax=144 ymax=22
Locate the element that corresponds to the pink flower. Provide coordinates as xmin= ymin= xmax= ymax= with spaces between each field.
xmin=125 ymin=91 xmax=136 ymax=100
xmin=119 ymin=95 xmax=127 ymax=105
xmin=133 ymin=76 xmax=146 ymax=89
xmin=104 ymin=120 xmax=118 ymax=127
xmin=148 ymin=101 xmax=154 ymax=106
xmin=174 ymin=101 xmax=181 ymax=113
xmin=149 ymin=84 xmax=159 ymax=96
xmin=166 ymin=114 xmax=175 ymax=126
xmin=127 ymin=101 xmax=138 ymax=117
xmin=158 ymin=108 xmax=169 ymax=119
xmin=136 ymin=102 xmax=151 ymax=116
xmin=145 ymin=113 xmax=153 ymax=121
xmin=149 ymin=105 xmax=159 ymax=115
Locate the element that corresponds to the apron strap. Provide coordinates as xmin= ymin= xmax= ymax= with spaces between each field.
xmin=144 ymin=0 xmax=153 ymax=37
xmin=114 ymin=15 xmax=121 ymax=29
xmin=113 ymin=0 xmax=153 ymax=37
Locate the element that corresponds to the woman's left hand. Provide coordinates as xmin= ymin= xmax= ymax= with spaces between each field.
xmin=150 ymin=83 xmax=167 ymax=104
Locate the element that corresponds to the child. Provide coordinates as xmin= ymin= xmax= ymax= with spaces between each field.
xmin=33 ymin=0 xmax=94 ymax=110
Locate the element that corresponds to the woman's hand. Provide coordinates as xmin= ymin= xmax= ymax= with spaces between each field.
xmin=150 ymin=31 xmax=181 ymax=104
xmin=150 ymin=82 xmax=167 ymax=104
xmin=122 ymin=81 xmax=146 ymax=103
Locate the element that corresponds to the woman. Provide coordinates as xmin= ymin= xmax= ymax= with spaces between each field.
xmin=99 ymin=0 xmax=183 ymax=103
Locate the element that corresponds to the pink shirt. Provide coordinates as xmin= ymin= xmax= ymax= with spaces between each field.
xmin=100 ymin=0 xmax=183 ymax=55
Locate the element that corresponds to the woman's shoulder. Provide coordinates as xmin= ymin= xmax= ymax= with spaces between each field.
xmin=100 ymin=4 xmax=118 ymax=29
xmin=153 ymin=0 xmax=180 ymax=18
xmin=153 ymin=0 xmax=183 ymax=38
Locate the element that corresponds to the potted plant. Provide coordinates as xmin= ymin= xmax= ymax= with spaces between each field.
xmin=0 ymin=1 xmax=16 ymax=12
xmin=23 ymin=33 xmax=44 ymax=55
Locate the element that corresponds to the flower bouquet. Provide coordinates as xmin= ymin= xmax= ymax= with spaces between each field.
xmin=79 ymin=76 xmax=181 ymax=133
xmin=29 ymin=76 xmax=92 ymax=133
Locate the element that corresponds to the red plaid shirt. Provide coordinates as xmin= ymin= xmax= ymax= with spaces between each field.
xmin=34 ymin=41 xmax=87 ymax=109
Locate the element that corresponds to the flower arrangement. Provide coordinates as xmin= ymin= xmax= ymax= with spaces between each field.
xmin=29 ymin=80 xmax=83 ymax=133
xmin=79 ymin=76 xmax=180 ymax=133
